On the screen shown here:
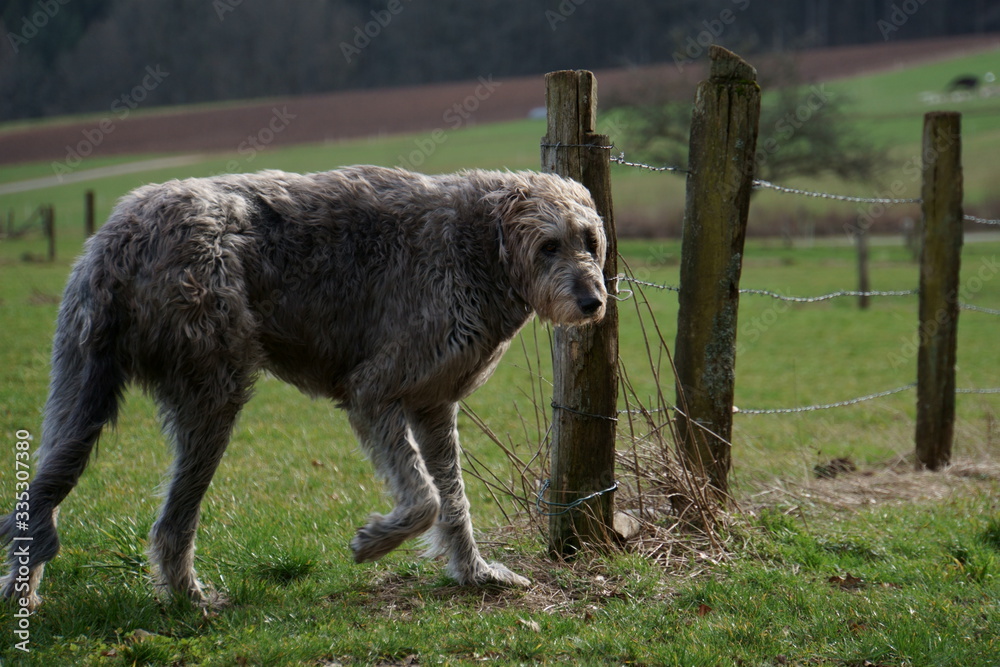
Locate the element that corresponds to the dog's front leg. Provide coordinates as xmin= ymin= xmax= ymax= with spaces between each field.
xmin=347 ymin=402 xmax=442 ymax=563
xmin=406 ymin=402 xmax=530 ymax=587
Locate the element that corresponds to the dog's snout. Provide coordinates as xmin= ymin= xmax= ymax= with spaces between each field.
xmin=578 ymin=295 xmax=604 ymax=316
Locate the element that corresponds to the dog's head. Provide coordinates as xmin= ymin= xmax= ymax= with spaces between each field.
xmin=490 ymin=172 xmax=608 ymax=325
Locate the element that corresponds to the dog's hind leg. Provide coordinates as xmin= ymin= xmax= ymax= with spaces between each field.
xmin=406 ymin=403 xmax=530 ymax=587
xmin=147 ymin=383 xmax=248 ymax=606
xmin=348 ymin=402 xmax=442 ymax=563
xmin=1 ymin=285 xmax=126 ymax=609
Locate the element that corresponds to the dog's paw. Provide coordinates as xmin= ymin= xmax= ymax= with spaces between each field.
xmin=352 ymin=506 xmax=438 ymax=564
xmin=452 ymin=559 xmax=531 ymax=588
xmin=1 ymin=570 xmax=43 ymax=611
xmin=350 ymin=517 xmax=405 ymax=564
xmin=196 ymin=586 xmax=229 ymax=611
xmin=1 ymin=579 xmax=41 ymax=611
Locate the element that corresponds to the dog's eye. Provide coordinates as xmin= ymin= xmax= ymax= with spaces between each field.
xmin=586 ymin=233 xmax=599 ymax=257
xmin=540 ymin=240 xmax=560 ymax=256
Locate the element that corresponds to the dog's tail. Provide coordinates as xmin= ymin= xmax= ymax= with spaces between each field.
xmin=1 ymin=233 xmax=128 ymax=586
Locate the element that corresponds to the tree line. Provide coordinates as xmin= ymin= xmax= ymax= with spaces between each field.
xmin=1 ymin=0 xmax=997 ymax=121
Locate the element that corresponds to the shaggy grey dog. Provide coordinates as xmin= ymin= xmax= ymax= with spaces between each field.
xmin=1 ymin=165 xmax=607 ymax=608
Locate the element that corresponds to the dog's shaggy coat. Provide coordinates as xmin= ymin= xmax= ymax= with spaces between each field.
xmin=1 ymin=165 xmax=607 ymax=608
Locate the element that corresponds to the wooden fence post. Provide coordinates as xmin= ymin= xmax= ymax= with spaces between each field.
xmin=85 ymin=190 xmax=95 ymax=237
xmin=673 ymin=46 xmax=760 ymax=499
xmin=45 ymin=205 xmax=56 ymax=262
xmin=916 ymin=111 xmax=963 ymax=470
xmin=541 ymin=70 xmax=619 ymax=557
xmin=856 ymin=219 xmax=871 ymax=310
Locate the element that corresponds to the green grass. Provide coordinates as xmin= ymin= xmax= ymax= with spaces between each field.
xmin=1 ymin=237 xmax=998 ymax=665
xmin=2 ymin=48 xmax=1000 ymax=665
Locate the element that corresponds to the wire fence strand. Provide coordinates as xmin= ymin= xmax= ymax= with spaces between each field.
xmin=617 ymin=384 xmax=999 ymax=418
xmin=622 ymin=277 xmax=1000 ymax=315
xmin=736 ymin=383 xmax=1000 ymax=415
xmin=964 ymin=214 xmax=1000 ymax=226
xmin=606 ymin=146 xmax=1000 ymax=227
xmin=605 ymin=148 xmax=1000 ymax=416
xmin=619 ymin=276 xmax=918 ymax=302
xmin=618 ymin=276 xmax=680 ymax=292
xmin=960 ymin=303 xmax=1000 ymax=316
xmin=751 ymin=179 xmax=921 ymax=204
xmin=739 ymin=287 xmax=919 ymax=302
xmin=535 ymin=479 xmax=619 ymax=516
xmin=609 ymin=152 xmax=689 ymax=174
xmin=735 ymin=384 xmax=917 ymax=415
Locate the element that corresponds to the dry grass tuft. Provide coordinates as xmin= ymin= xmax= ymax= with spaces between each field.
xmin=462 ymin=268 xmax=739 ymax=583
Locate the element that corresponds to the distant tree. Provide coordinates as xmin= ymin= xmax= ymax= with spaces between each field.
xmin=609 ymin=64 xmax=884 ymax=186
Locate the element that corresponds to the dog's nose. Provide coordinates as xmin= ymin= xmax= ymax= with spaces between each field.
xmin=578 ymin=296 xmax=604 ymax=316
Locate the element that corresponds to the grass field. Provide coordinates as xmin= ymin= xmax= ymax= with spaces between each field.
xmin=0 ymin=237 xmax=998 ymax=665
xmin=1 ymin=48 xmax=999 ymax=665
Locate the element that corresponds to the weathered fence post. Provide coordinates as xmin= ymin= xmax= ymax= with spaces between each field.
xmin=541 ymin=70 xmax=619 ymax=557
xmin=856 ymin=219 xmax=871 ymax=310
xmin=85 ymin=190 xmax=95 ymax=237
xmin=916 ymin=111 xmax=963 ymax=470
xmin=674 ymin=46 xmax=760 ymax=499
xmin=45 ymin=205 xmax=55 ymax=262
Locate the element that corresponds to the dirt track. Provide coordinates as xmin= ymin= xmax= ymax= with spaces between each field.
xmin=1 ymin=34 xmax=998 ymax=168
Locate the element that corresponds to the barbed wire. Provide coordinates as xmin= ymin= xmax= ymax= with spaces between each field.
xmin=622 ymin=278 xmax=999 ymax=314
xmin=960 ymin=303 xmax=1000 ymax=316
xmin=540 ymin=141 xmax=615 ymax=150
xmin=609 ymin=152 xmax=689 ymax=174
xmin=740 ymin=287 xmax=918 ymax=302
xmin=735 ymin=383 xmax=917 ymax=415
xmin=618 ymin=276 xmax=680 ymax=292
xmin=615 ymin=384 xmax=999 ymax=419
xmin=751 ymin=179 xmax=921 ymax=204
xmin=618 ymin=276 xmax=918 ymax=302
xmin=736 ymin=383 xmax=1000 ymax=415
xmin=535 ymin=479 xmax=618 ymax=516
xmin=964 ymin=214 xmax=1000 ymax=226
xmin=598 ymin=147 xmax=1000 ymax=419
xmin=605 ymin=146 xmax=1000 ymax=223
xmin=551 ymin=401 xmax=618 ymax=422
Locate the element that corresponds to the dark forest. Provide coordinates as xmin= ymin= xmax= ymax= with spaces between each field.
xmin=2 ymin=0 xmax=998 ymax=121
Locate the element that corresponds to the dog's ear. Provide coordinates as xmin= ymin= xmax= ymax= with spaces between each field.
xmin=485 ymin=185 xmax=533 ymax=265
xmin=486 ymin=185 xmax=531 ymax=224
